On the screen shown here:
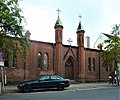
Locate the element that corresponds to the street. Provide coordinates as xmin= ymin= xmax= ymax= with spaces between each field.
xmin=0 ymin=87 xmax=119 ymax=100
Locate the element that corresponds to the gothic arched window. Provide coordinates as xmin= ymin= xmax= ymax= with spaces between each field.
xmin=4 ymin=54 xmax=9 ymax=67
xmin=13 ymin=53 xmax=17 ymax=68
xmin=105 ymin=65 xmax=109 ymax=72
xmin=88 ymin=57 xmax=91 ymax=71
xmin=43 ymin=53 xmax=48 ymax=70
xmin=92 ymin=58 xmax=95 ymax=71
xmin=13 ymin=44 xmax=17 ymax=68
xmin=38 ymin=52 xmax=42 ymax=69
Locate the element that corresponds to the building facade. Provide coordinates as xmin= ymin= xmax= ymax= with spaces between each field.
xmin=0 ymin=15 xmax=113 ymax=83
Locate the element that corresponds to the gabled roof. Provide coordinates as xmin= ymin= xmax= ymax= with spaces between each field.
xmin=63 ymin=47 xmax=77 ymax=61
xmin=103 ymin=33 xmax=120 ymax=39
xmin=103 ymin=33 xmax=113 ymax=38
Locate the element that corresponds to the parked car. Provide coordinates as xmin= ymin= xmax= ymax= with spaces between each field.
xmin=17 ymin=74 xmax=70 ymax=92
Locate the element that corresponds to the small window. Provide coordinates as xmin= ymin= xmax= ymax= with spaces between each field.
xmin=38 ymin=52 xmax=42 ymax=69
xmin=92 ymin=58 xmax=95 ymax=71
xmin=105 ymin=65 xmax=112 ymax=72
xmin=4 ymin=54 xmax=9 ymax=67
xmin=43 ymin=53 xmax=48 ymax=70
xmin=13 ymin=54 xmax=17 ymax=68
xmin=109 ymin=66 xmax=112 ymax=71
xmin=88 ymin=57 xmax=91 ymax=71
xmin=105 ymin=65 xmax=109 ymax=72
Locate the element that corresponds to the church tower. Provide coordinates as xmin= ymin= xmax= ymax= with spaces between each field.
xmin=76 ymin=16 xmax=85 ymax=82
xmin=54 ymin=9 xmax=63 ymax=76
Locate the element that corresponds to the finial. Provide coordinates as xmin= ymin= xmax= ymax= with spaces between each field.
xmin=56 ymin=8 xmax=61 ymax=16
xmin=78 ymin=15 xmax=82 ymax=22
xmin=67 ymin=38 xmax=73 ymax=46
xmin=76 ymin=14 xmax=84 ymax=33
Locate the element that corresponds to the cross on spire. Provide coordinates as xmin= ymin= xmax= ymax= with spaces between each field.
xmin=78 ymin=15 xmax=82 ymax=21
xmin=56 ymin=8 xmax=61 ymax=16
xmin=67 ymin=38 xmax=73 ymax=46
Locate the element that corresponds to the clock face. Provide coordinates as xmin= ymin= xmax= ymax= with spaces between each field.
xmin=65 ymin=58 xmax=73 ymax=66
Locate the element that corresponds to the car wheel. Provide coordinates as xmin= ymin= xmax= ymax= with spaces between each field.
xmin=57 ymin=85 xmax=64 ymax=91
xmin=23 ymin=85 xmax=33 ymax=92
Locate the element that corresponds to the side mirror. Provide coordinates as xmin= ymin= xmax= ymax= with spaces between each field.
xmin=37 ymin=79 xmax=41 ymax=82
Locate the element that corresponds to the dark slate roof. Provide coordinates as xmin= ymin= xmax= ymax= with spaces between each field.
xmin=76 ymin=21 xmax=84 ymax=33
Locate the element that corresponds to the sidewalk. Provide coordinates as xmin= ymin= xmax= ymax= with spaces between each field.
xmin=2 ymin=82 xmax=119 ymax=94
xmin=69 ymin=82 xmax=118 ymax=90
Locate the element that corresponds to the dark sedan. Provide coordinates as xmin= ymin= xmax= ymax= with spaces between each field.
xmin=17 ymin=74 xmax=70 ymax=92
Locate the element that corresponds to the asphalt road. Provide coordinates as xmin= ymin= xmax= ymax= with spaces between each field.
xmin=0 ymin=87 xmax=119 ymax=100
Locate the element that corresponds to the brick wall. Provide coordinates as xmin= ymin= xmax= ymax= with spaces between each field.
xmin=0 ymin=41 xmax=112 ymax=83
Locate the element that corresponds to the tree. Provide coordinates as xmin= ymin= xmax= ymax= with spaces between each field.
xmin=0 ymin=0 xmax=30 ymax=61
xmin=101 ymin=24 xmax=120 ymax=70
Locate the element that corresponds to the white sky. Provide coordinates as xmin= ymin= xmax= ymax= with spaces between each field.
xmin=20 ymin=0 xmax=120 ymax=48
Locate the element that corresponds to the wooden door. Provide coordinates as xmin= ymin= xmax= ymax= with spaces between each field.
xmin=65 ymin=66 xmax=74 ymax=79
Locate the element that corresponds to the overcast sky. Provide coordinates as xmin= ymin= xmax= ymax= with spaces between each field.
xmin=20 ymin=0 xmax=120 ymax=48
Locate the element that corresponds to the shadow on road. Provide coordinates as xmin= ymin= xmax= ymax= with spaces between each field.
xmin=17 ymin=88 xmax=69 ymax=93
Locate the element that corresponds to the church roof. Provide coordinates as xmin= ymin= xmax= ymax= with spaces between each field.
xmin=76 ymin=21 xmax=84 ymax=33
xmin=103 ymin=33 xmax=113 ymax=38
xmin=54 ymin=16 xmax=63 ymax=29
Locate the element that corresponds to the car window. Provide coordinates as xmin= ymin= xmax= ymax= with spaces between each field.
xmin=51 ymin=75 xmax=58 ymax=80
xmin=51 ymin=75 xmax=63 ymax=80
xmin=57 ymin=76 xmax=64 ymax=79
xmin=39 ymin=75 xmax=49 ymax=81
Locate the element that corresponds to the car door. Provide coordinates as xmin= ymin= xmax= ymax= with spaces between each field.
xmin=39 ymin=79 xmax=50 ymax=88
xmin=49 ymin=75 xmax=60 ymax=87
xmin=32 ymin=75 xmax=50 ymax=89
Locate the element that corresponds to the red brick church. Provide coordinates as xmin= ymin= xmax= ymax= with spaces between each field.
xmin=1 ymin=12 xmax=113 ymax=83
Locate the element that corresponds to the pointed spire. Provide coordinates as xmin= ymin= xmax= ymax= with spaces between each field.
xmin=54 ymin=8 xmax=63 ymax=29
xmin=76 ymin=15 xmax=84 ymax=33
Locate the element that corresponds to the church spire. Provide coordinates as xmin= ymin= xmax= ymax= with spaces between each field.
xmin=54 ymin=8 xmax=63 ymax=29
xmin=76 ymin=15 xmax=84 ymax=33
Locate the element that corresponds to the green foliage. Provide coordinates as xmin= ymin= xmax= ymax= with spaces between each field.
xmin=101 ymin=24 xmax=120 ymax=70
xmin=0 ymin=0 xmax=30 ymax=60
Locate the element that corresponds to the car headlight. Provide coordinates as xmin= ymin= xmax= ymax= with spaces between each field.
xmin=18 ymin=84 xmax=24 ymax=87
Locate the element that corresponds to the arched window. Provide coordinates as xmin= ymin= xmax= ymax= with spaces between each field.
xmin=13 ymin=53 xmax=17 ymax=68
xmin=92 ymin=58 xmax=95 ymax=71
xmin=38 ymin=52 xmax=42 ymax=69
xmin=4 ymin=54 xmax=9 ymax=67
xmin=43 ymin=53 xmax=48 ymax=70
xmin=105 ymin=65 xmax=109 ymax=72
xmin=88 ymin=57 xmax=91 ymax=71
xmin=109 ymin=66 xmax=112 ymax=71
